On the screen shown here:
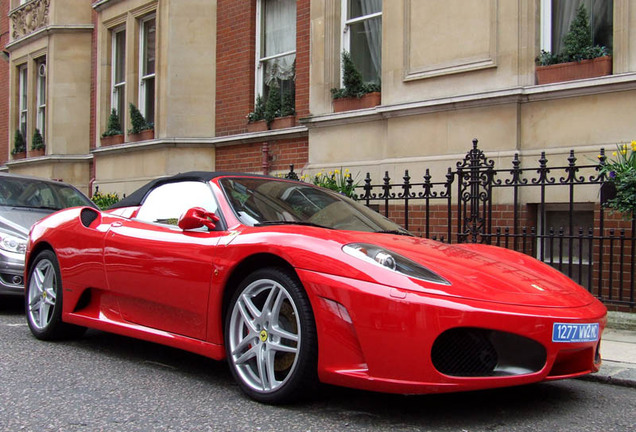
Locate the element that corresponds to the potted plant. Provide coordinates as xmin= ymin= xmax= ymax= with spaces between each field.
xmin=101 ymin=109 xmax=124 ymax=146
xmin=331 ymin=51 xmax=381 ymax=112
xmin=30 ymin=128 xmax=45 ymax=157
xmin=11 ymin=130 xmax=26 ymax=159
xmin=246 ymin=95 xmax=267 ymax=132
xmin=128 ymin=103 xmax=154 ymax=142
xmin=536 ymin=4 xmax=612 ymax=85
xmin=599 ymin=141 xmax=636 ymax=217
xmin=271 ymin=88 xmax=296 ymax=130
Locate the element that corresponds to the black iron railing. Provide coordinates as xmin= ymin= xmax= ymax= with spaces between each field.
xmin=288 ymin=139 xmax=635 ymax=308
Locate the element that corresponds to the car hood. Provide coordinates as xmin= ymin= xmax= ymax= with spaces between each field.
xmin=0 ymin=206 xmax=56 ymax=239
xmin=320 ymin=230 xmax=598 ymax=309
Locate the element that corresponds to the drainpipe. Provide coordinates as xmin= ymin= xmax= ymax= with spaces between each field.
xmin=262 ymin=142 xmax=270 ymax=175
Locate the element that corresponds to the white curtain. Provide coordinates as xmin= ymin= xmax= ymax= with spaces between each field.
xmin=263 ymin=0 xmax=296 ymax=86
xmin=360 ymin=0 xmax=382 ymax=82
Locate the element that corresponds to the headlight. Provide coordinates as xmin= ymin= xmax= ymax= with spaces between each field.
xmin=343 ymin=243 xmax=450 ymax=285
xmin=0 ymin=232 xmax=27 ymax=254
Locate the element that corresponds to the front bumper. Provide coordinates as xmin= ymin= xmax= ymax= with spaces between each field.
xmin=299 ymin=269 xmax=607 ymax=395
xmin=0 ymin=250 xmax=25 ymax=295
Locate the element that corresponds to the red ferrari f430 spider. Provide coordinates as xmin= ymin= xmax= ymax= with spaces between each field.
xmin=24 ymin=172 xmax=607 ymax=403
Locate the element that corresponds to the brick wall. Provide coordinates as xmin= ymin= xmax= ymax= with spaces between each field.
xmin=215 ymin=137 xmax=309 ymax=174
xmin=215 ymin=0 xmax=256 ymax=136
xmin=215 ymin=0 xmax=310 ymax=173
xmin=215 ymin=0 xmax=310 ymax=135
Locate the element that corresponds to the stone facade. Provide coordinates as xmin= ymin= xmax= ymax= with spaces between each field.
xmin=0 ymin=0 xmax=634 ymax=201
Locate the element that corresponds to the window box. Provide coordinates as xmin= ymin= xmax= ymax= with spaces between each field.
xmin=12 ymin=151 xmax=26 ymax=160
xmin=29 ymin=148 xmax=45 ymax=158
xmin=536 ymin=55 xmax=612 ymax=85
xmin=333 ymin=92 xmax=381 ymax=113
xmin=101 ymin=134 xmax=124 ymax=147
xmin=247 ymin=120 xmax=268 ymax=133
xmin=127 ymin=129 xmax=154 ymax=143
xmin=270 ymin=115 xmax=295 ymax=130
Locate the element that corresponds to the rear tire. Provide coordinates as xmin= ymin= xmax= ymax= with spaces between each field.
xmin=225 ymin=267 xmax=318 ymax=404
xmin=25 ymin=250 xmax=85 ymax=340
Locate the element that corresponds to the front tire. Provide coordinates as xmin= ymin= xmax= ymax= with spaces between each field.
xmin=225 ymin=268 xmax=318 ymax=404
xmin=26 ymin=250 xmax=85 ymax=340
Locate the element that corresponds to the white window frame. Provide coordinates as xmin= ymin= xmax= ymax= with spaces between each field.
xmin=540 ymin=0 xmax=553 ymax=52
xmin=340 ymin=0 xmax=382 ymax=86
xmin=18 ymin=64 xmax=28 ymax=139
xmin=138 ymin=14 xmax=156 ymax=122
xmin=36 ymin=58 xmax=46 ymax=139
xmin=111 ymin=26 xmax=126 ymax=122
xmin=254 ymin=0 xmax=297 ymax=100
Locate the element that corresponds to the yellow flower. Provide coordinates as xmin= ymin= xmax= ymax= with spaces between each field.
xmin=613 ymin=151 xmax=617 ymax=157
xmin=345 ymin=168 xmax=350 ymax=173
xmin=632 ymin=141 xmax=636 ymax=151
xmin=335 ymin=169 xmax=340 ymax=174
xmin=597 ymin=154 xmax=603 ymax=160
xmin=621 ymin=149 xmax=627 ymax=155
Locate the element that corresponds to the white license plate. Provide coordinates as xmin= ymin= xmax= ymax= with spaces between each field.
xmin=552 ymin=323 xmax=599 ymax=343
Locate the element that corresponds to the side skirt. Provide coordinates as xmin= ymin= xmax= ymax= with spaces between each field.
xmin=64 ymin=312 xmax=226 ymax=360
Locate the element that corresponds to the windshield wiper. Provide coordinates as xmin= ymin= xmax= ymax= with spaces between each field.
xmin=5 ymin=205 xmax=60 ymax=211
xmin=374 ymin=229 xmax=415 ymax=237
xmin=254 ymin=221 xmax=333 ymax=229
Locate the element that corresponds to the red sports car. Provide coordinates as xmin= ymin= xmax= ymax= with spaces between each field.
xmin=25 ymin=172 xmax=607 ymax=404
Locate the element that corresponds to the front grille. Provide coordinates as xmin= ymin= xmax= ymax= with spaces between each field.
xmin=432 ymin=328 xmax=498 ymax=376
xmin=432 ymin=327 xmax=546 ymax=377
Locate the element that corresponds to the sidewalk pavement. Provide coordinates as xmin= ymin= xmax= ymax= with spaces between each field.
xmin=580 ymin=311 xmax=636 ymax=388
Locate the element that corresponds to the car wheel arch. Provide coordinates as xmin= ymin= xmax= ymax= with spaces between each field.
xmin=25 ymin=241 xmax=55 ymax=283
xmin=221 ymin=253 xmax=300 ymax=325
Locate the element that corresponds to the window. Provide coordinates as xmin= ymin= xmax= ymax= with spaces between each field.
xmin=139 ymin=15 xmax=156 ymax=126
xmin=539 ymin=204 xmax=594 ymax=288
xmin=341 ymin=0 xmax=382 ymax=85
xmin=111 ymin=27 xmax=126 ymax=125
xmin=135 ymin=181 xmax=219 ymax=228
xmin=18 ymin=65 xmax=28 ymax=139
xmin=36 ymin=57 xmax=46 ymax=141
xmin=540 ymin=0 xmax=613 ymax=54
xmin=256 ymin=0 xmax=296 ymax=106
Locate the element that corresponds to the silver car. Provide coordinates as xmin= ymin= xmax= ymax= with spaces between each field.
xmin=0 ymin=173 xmax=95 ymax=296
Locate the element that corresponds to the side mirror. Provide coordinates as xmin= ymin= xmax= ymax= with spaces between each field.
xmin=178 ymin=207 xmax=220 ymax=231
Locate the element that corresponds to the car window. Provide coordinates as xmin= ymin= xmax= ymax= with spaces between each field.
xmin=0 ymin=176 xmax=93 ymax=210
xmin=220 ymin=177 xmax=409 ymax=234
xmin=135 ymin=181 xmax=219 ymax=227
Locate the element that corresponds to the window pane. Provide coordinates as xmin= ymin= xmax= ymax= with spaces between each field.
xmin=348 ymin=0 xmax=382 ymax=20
xmin=143 ymin=18 xmax=156 ymax=76
xmin=20 ymin=68 xmax=27 ymax=108
xmin=143 ymin=76 xmax=155 ymax=125
xmin=114 ymin=30 xmax=126 ymax=84
xmin=349 ymin=16 xmax=382 ymax=83
xmin=263 ymin=0 xmax=296 ymax=58
xmin=114 ymin=85 xmax=125 ymax=121
xmin=551 ymin=0 xmax=613 ymax=53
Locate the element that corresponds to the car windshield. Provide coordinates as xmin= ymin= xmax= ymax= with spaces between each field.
xmin=219 ymin=177 xmax=411 ymax=234
xmin=0 ymin=177 xmax=93 ymax=210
